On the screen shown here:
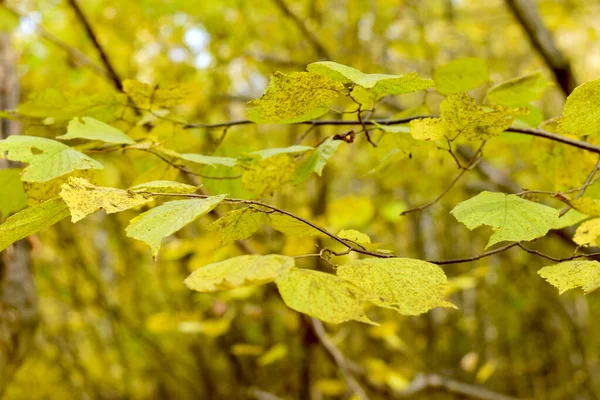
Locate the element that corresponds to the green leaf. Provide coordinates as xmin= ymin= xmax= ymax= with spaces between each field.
xmin=122 ymin=80 xmax=190 ymax=108
xmin=538 ymin=261 xmax=600 ymax=294
xmin=486 ymin=72 xmax=551 ymax=107
xmin=184 ymin=254 xmax=294 ymax=292
xmin=17 ymin=89 xmax=126 ymax=123
xmin=440 ymin=93 xmax=527 ymax=141
xmin=247 ymin=71 xmax=344 ymax=123
xmin=208 ymin=207 xmax=267 ymax=247
xmin=307 ymin=61 xmax=433 ymax=96
xmin=573 ymin=218 xmax=600 ymax=247
xmin=129 ymin=180 xmax=199 ymax=194
xmin=0 ymin=197 xmax=70 ymax=252
xmin=57 ymin=117 xmax=135 ymax=144
xmin=268 ymin=212 xmax=322 ymax=237
xmin=250 ymin=145 xmax=313 ymax=159
xmin=451 ymin=191 xmax=559 ymax=248
xmin=179 ymin=153 xmax=238 ymax=168
xmin=372 ymin=122 xmax=410 ymax=134
xmin=433 ymin=57 xmax=489 ymax=94
xmin=554 ymin=209 xmax=588 ymax=229
xmin=409 ymin=118 xmax=446 ymax=141
xmin=337 ymin=258 xmax=454 ymax=315
xmin=59 ymin=177 xmax=151 ymax=223
xmin=293 ymin=137 xmax=341 ymax=184
xmin=0 ymin=169 xmax=27 ymax=218
xmin=240 ymin=154 xmax=296 ymax=196
xmin=0 ymin=136 xmax=103 ymax=182
xmin=557 ymin=78 xmax=600 ymax=137
xmin=126 ymin=195 xmax=226 ymax=257
xmin=275 ymin=268 xmax=375 ymax=324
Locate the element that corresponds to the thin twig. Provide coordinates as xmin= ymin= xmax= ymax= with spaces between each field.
xmin=66 ymin=0 xmax=123 ymax=90
xmin=310 ymin=318 xmax=369 ymax=400
xmin=517 ymin=243 xmax=600 ymax=262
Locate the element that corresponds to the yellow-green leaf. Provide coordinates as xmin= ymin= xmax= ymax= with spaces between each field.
xmin=441 ymin=93 xmax=527 ymax=141
xmin=126 ymin=195 xmax=226 ymax=257
xmin=268 ymin=212 xmax=322 ymax=237
xmin=0 ymin=169 xmax=27 ymax=217
xmin=59 ymin=177 xmax=151 ymax=223
xmin=0 ymin=136 xmax=103 ymax=182
xmin=433 ymin=57 xmax=489 ymax=94
xmin=573 ymin=218 xmax=600 ymax=247
xmin=184 ymin=254 xmax=294 ymax=292
xmin=275 ymin=268 xmax=374 ymax=324
xmin=538 ymin=261 xmax=600 ymax=294
xmin=240 ymin=154 xmax=295 ymax=196
xmin=57 ymin=117 xmax=134 ymax=144
xmin=565 ymin=197 xmax=600 ymax=217
xmin=486 ymin=72 xmax=551 ymax=107
xmin=129 ymin=180 xmax=199 ymax=194
xmin=307 ymin=61 xmax=433 ymax=96
xmin=250 ymin=145 xmax=313 ymax=159
xmin=557 ymin=78 xmax=600 ymax=137
xmin=451 ymin=191 xmax=559 ymax=248
xmin=208 ymin=207 xmax=267 ymax=247
xmin=179 ymin=153 xmax=238 ymax=168
xmin=554 ymin=209 xmax=588 ymax=229
xmin=409 ymin=117 xmax=446 ymax=141
xmin=293 ymin=137 xmax=341 ymax=184
xmin=372 ymin=122 xmax=410 ymax=134
xmin=17 ymin=89 xmax=126 ymax=122
xmin=258 ymin=344 xmax=288 ymax=366
xmin=123 ymin=79 xmax=190 ymax=109
xmin=337 ymin=258 xmax=454 ymax=315
xmin=0 ymin=197 xmax=70 ymax=252
xmin=247 ymin=71 xmax=344 ymax=123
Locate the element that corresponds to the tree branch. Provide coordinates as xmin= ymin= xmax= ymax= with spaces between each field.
xmin=66 ymin=0 xmax=123 ymax=91
xmin=504 ymin=0 xmax=577 ymax=95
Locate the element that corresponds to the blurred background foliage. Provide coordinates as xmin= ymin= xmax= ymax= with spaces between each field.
xmin=2 ymin=0 xmax=600 ymax=399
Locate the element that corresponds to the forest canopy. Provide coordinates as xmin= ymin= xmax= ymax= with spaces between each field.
xmin=1 ymin=0 xmax=600 ymax=399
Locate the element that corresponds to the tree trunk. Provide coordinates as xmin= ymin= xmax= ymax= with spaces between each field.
xmin=0 ymin=13 xmax=39 ymax=396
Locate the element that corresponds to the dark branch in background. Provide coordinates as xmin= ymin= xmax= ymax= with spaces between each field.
xmin=271 ymin=0 xmax=331 ymax=60
xmin=311 ymin=319 xmax=369 ymax=400
xmin=1 ymin=6 xmax=109 ymax=81
xmin=184 ymin=116 xmax=600 ymax=155
xmin=66 ymin=0 xmax=123 ymax=91
xmin=504 ymin=0 xmax=578 ymax=95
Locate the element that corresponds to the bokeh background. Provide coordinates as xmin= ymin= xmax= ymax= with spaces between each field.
xmin=1 ymin=0 xmax=600 ymax=399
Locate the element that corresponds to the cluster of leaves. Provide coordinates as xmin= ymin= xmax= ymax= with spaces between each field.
xmin=2 ymin=59 xmax=600 ymax=329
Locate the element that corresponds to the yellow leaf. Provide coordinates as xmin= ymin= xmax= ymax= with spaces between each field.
xmin=123 ymin=79 xmax=190 ymax=109
xmin=257 ymin=344 xmax=288 ymax=366
xmin=208 ymin=207 xmax=267 ymax=247
xmin=573 ymin=218 xmax=600 ymax=247
xmin=409 ymin=117 xmax=446 ymax=141
xmin=538 ymin=260 xmax=600 ymax=294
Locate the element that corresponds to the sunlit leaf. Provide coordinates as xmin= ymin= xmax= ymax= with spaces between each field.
xmin=307 ymin=61 xmax=433 ymax=96
xmin=554 ymin=209 xmax=588 ymax=229
xmin=179 ymin=153 xmax=238 ymax=168
xmin=123 ymin=79 xmax=190 ymax=108
xmin=247 ymin=71 xmax=344 ymax=123
xmin=573 ymin=218 xmax=600 ymax=247
xmin=565 ymin=197 xmax=600 ymax=217
xmin=293 ymin=137 xmax=341 ymax=183
xmin=57 ymin=117 xmax=135 ymax=144
xmin=0 ymin=197 xmax=70 ymax=252
xmin=185 ymin=254 xmax=294 ymax=292
xmin=0 ymin=136 xmax=103 ymax=182
xmin=126 ymin=195 xmax=226 ymax=257
xmin=434 ymin=57 xmax=489 ymax=94
xmin=268 ymin=212 xmax=322 ymax=237
xmin=409 ymin=117 xmax=446 ymax=141
xmin=208 ymin=207 xmax=267 ymax=247
xmin=337 ymin=258 xmax=454 ymax=315
xmin=558 ymin=78 xmax=600 ymax=137
xmin=441 ymin=93 xmax=527 ymax=141
xmin=258 ymin=343 xmax=288 ymax=366
xmin=451 ymin=191 xmax=559 ymax=248
xmin=240 ymin=154 xmax=295 ymax=196
xmin=129 ymin=180 xmax=199 ymax=194
xmin=275 ymin=268 xmax=375 ymax=324
xmin=60 ymin=177 xmax=151 ymax=223
xmin=250 ymin=145 xmax=313 ymax=159
xmin=486 ymin=72 xmax=551 ymax=107
xmin=0 ymin=169 xmax=27 ymax=217
xmin=538 ymin=261 xmax=600 ymax=294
